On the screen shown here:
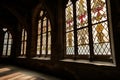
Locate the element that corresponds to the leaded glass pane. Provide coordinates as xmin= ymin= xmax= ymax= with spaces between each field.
xmin=66 ymin=0 xmax=74 ymax=32
xmin=94 ymin=43 xmax=111 ymax=55
xmin=21 ymin=42 xmax=23 ymax=55
xmin=77 ymin=28 xmax=90 ymax=55
xmin=25 ymin=31 xmax=27 ymax=40
xmin=9 ymin=33 xmax=12 ymax=39
xmin=4 ymin=39 xmax=7 ymax=44
xmin=22 ymin=29 xmax=24 ymax=39
xmin=2 ymin=30 xmax=12 ymax=56
xmin=7 ymin=51 xmax=11 ymax=56
xmin=92 ymin=22 xmax=109 ymax=43
xmin=40 ymin=11 xmax=44 ymax=16
xmin=76 ymin=0 xmax=88 ymax=28
xmin=8 ymin=39 xmax=12 ymax=44
xmin=2 ymin=50 xmax=6 ymax=56
xmin=4 ymin=33 xmax=8 ymax=39
xmin=42 ymin=33 xmax=46 ymax=55
xmin=91 ymin=0 xmax=107 ymax=24
xmin=92 ymin=22 xmax=111 ymax=55
xmin=48 ymin=20 xmax=51 ymax=31
xmin=21 ymin=29 xmax=27 ymax=56
xmin=7 ymin=46 xmax=11 ymax=56
xmin=43 ymin=18 xmax=47 ymax=33
xmin=66 ymin=32 xmax=74 ymax=55
xmin=37 ymin=35 xmax=40 ymax=55
xmin=37 ymin=35 xmax=41 ymax=45
xmin=24 ymin=42 xmax=26 ymax=54
xmin=7 ymin=34 xmax=12 ymax=56
xmin=38 ymin=20 xmax=41 ymax=34
xmin=3 ymin=45 xmax=7 ymax=55
xmin=48 ymin=32 xmax=51 ymax=54
xmin=8 ymin=45 xmax=11 ymax=49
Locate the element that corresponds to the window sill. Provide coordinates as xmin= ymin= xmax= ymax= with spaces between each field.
xmin=32 ymin=57 xmax=50 ymax=60
xmin=61 ymin=59 xmax=116 ymax=67
xmin=17 ymin=56 xmax=26 ymax=58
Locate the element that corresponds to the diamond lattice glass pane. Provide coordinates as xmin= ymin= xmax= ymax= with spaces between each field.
xmin=66 ymin=32 xmax=74 ymax=55
xmin=91 ymin=0 xmax=107 ymax=24
xmin=78 ymin=45 xmax=90 ymax=55
xmin=48 ymin=32 xmax=51 ymax=54
xmin=76 ymin=0 xmax=88 ymax=28
xmin=94 ymin=43 xmax=111 ymax=55
xmin=92 ymin=22 xmax=109 ymax=43
xmin=66 ymin=0 xmax=74 ymax=32
xmin=42 ymin=33 xmax=46 ymax=55
xmin=92 ymin=22 xmax=111 ymax=55
xmin=77 ymin=28 xmax=90 ymax=55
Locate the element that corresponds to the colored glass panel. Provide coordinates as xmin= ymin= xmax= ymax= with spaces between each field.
xmin=66 ymin=32 xmax=74 ymax=55
xmin=76 ymin=0 xmax=88 ymax=28
xmin=91 ymin=0 xmax=107 ymax=23
xmin=92 ymin=22 xmax=111 ymax=55
xmin=66 ymin=0 xmax=74 ymax=32
xmin=77 ymin=28 xmax=90 ymax=55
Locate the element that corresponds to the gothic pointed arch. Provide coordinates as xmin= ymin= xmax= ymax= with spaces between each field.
xmin=32 ymin=1 xmax=52 ymax=59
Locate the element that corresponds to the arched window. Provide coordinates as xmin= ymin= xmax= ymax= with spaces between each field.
xmin=37 ymin=10 xmax=51 ymax=58
xmin=2 ymin=28 xmax=12 ymax=56
xmin=65 ymin=0 xmax=114 ymax=62
xmin=21 ymin=29 xmax=27 ymax=56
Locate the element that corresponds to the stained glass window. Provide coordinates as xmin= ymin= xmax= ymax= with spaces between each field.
xmin=65 ymin=0 xmax=113 ymax=61
xmin=76 ymin=0 xmax=88 ymax=27
xmin=91 ymin=0 xmax=107 ymax=24
xmin=66 ymin=0 xmax=74 ymax=55
xmin=76 ymin=0 xmax=90 ymax=56
xmin=91 ymin=0 xmax=111 ymax=56
xmin=21 ymin=29 xmax=27 ymax=56
xmin=37 ymin=10 xmax=51 ymax=57
xmin=2 ymin=28 xmax=12 ymax=56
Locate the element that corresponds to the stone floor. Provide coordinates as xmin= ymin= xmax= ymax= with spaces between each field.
xmin=0 ymin=64 xmax=62 ymax=80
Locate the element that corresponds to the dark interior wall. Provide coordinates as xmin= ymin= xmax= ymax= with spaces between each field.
xmin=110 ymin=0 xmax=120 ymax=66
xmin=0 ymin=0 xmax=120 ymax=80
